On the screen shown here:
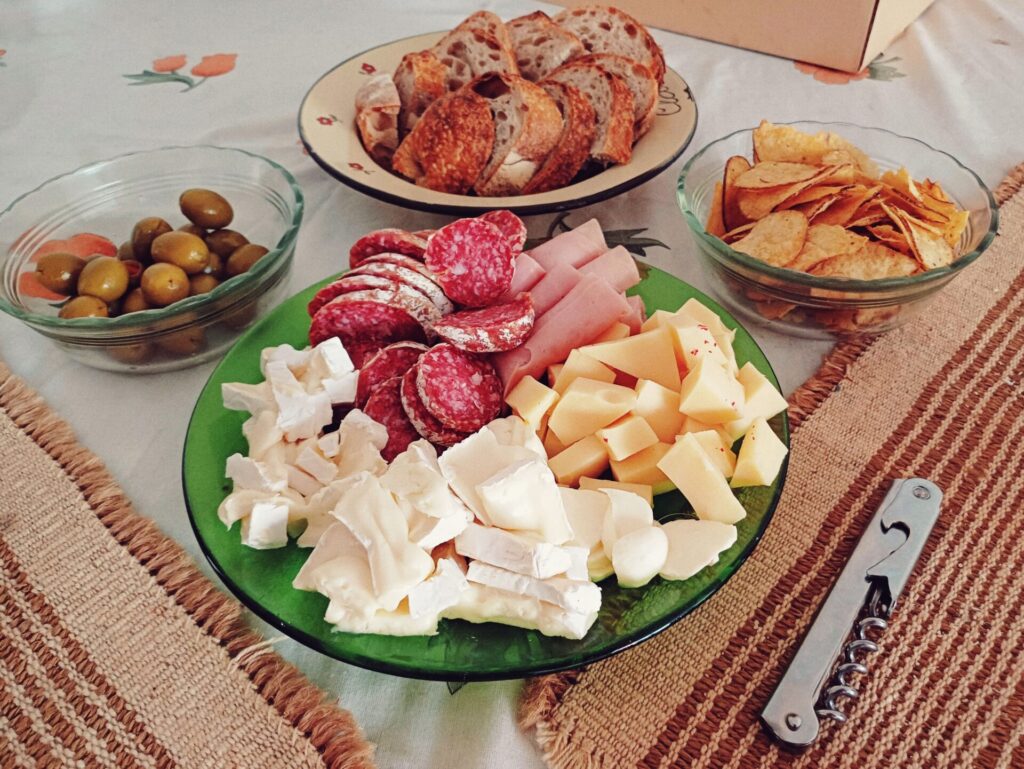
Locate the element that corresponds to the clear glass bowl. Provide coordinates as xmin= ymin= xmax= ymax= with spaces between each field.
xmin=677 ymin=122 xmax=999 ymax=338
xmin=0 ymin=146 xmax=303 ymax=372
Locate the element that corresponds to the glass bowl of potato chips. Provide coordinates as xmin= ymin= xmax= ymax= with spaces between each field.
xmin=677 ymin=121 xmax=998 ymax=337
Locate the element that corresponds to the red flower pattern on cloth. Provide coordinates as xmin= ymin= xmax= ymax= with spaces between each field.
xmin=124 ymin=53 xmax=237 ymax=91
xmin=0 ymin=48 xmax=6 ymax=67
xmin=152 ymin=55 xmax=187 ymax=73
xmin=19 ymin=233 xmax=118 ymax=301
xmin=360 ymin=62 xmax=376 ymax=75
xmin=191 ymin=54 xmax=236 ymax=77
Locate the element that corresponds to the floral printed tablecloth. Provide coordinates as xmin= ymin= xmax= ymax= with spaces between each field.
xmin=1 ymin=1 xmax=1022 ymax=767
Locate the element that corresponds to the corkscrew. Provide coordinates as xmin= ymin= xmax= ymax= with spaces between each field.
xmin=761 ymin=478 xmax=943 ymax=747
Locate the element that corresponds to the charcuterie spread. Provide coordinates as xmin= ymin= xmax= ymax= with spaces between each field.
xmin=215 ymin=211 xmax=787 ymax=639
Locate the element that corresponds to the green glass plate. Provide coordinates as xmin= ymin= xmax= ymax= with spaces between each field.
xmin=182 ymin=266 xmax=789 ymax=681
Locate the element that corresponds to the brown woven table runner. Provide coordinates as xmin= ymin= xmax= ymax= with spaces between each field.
xmin=520 ymin=165 xmax=1024 ymax=769
xmin=0 ymin=364 xmax=375 ymax=768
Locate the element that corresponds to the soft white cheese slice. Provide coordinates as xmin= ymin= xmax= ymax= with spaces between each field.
xmin=600 ymin=488 xmax=654 ymax=560
xmin=317 ymin=430 xmax=341 ymax=458
xmin=242 ymin=410 xmax=283 ymax=460
xmin=563 ymin=546 xmax=590 ymax=582
xmin=305 ymin=337 xmax=354 ymax=381
xmin=442 ymin=583 xmax=597 ymax=640
xmin=485 ymin=415 xmax=547 ymax=458
xmin=278 ymin=389 xmax=333 ymax=443
xmin=240 ymin=500 xmax=290 ymax=549
xmin=660 ymin=519 xmax=737 ymax=581
xmin=333 ymin=474 xmax=435 ymax=611
xmin=260 ymin=343 xmax=312 ymax=377
xmin=296 ymin=443 xmax=338 ymax=485
xmin=321 ymin=372 xmax=358 ymax=405
xmin=313 ymin=555 xmax=379 ymax=621
xmin=218 ymin=488 xmax=304 ymax=528
xmin=407 ymin=558 xmax=469 ymax=619
xmin=559 ymin=487 xmax=614 ymax=580
xmin=293 ymin=522 xmax=365 ymax=591
xmin=403 ymin=501 xmax=470 ymax=551
xmin=475 ymin=458 xmax=572 ymax=544
xmin=382 ymin=440 xmax=472 ymax=520
xmin=225 ymin=453 xmax=287 ymax=493
xmin=466 ymin=561 xmax=601 ymax=615
xmin=338 ymin=409 xmax=389 ymax=452
xmin=326 ymin=600 xmax=440 ymax=636
xmin=222 ymin=381 xmax=275 ymax=414
xmin=612 ymin=525 xmax=668 ymax=588
xmin=286 ymin=464 xmax=323 ymax=497
xmin=455 ymin=523 xmax=573 ymax=579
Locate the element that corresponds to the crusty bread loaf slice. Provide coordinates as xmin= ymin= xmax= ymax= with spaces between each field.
xmin=467 ymin=73 xmax=562 ymax=197
xmin=507 ymin=10 xmax=585 ymax=82
xmin=553 ymin=5 xmax=666 ymax=84
xmin=393 ymin=50 xmax=446 ymax=136
xmin=354 ymin=74 xmax=401 ymax=163
xmin=391 ymin=90 xmax=495 ymax=194
xmin=433 ymin=26 xmax=519 ymax=92
xmin=571 ymin=53 xmax=657 ymax=138
xmin=522 ymin=81 xmax=597 ymax=194
xmin=545 ymin=61 xmax=634 ymax=165
xmin=454 ymin=11 xmax=515 ymax=54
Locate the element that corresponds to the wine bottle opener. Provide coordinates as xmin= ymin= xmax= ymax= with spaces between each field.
xmin=761 ymin=478 xmax=943 ymax=747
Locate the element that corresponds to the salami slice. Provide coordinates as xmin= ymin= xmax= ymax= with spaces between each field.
xmin=309 ymin=299 xmax=426 ymax=367
xmin=479 ymin=210 xmax=527 ymax=251
xmin=349 ymin=229 xmax=428 ymax=268
xmin=416 ymin=343 xmax=504 ymax=432
xmin=363 ymin=376 xmax=420 ymax=462
xmin=352 ymin=259 xmax=454 ymax=315
xmin=412 ymin=229 xmax=436 ymax=239
xmin=355 ymin=341 xmax=428 ymax=408
xmin=424 ymin=219 xmax=515 ymax=308
xmin=326 ymin=287 xmax=442 ymax=334
xmin=308 ymin=274 xmax=430 ymax=317
xmin=399 ymin=366 xmax=470 ymax=448
xmin=432 ymin=294 xmax=535 ymax=353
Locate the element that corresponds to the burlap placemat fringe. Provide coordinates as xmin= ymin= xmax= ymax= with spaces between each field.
xmin=0 ymin=362 xmax=375 ymax=769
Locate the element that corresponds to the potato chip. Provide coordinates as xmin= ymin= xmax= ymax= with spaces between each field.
xmin=811 ymin=185 xmax=882 ymax=227
xmin=734 ymin=161 xmax=821 ymax=189
xmin=867 ymin=224 xmax=912 ymax=254
xmin=777 ymin=183 xmax=847 ymax=210
xmin=805 ymin=223 xmax=869 ymax=256
xmin=722 ymin=155 xmax=752 ymax=231
xmin=722 ymin=222 xmax=755 ymax=243
xmin=942 ymin=209 xmax=969 ymax=247
xmin=881 ymin=168 xmax=923 ymax=203
xmin=738 ymin=165 xmax=846 ymax=220
xmin=882 ymin=203 xmax=954 ymax=270
xmin=809 ymin=241 xmax=918 ymax=280
xmin=705 ymin=181 xmax=726 ymax=237
xmin=752 ymin=121 xmax=880 ymax=178
xmin=731 ymin=210 xmax=808 ymax=267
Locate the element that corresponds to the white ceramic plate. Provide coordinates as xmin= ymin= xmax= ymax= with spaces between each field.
xmin=298 ymin=32 xmax=698 ymax=215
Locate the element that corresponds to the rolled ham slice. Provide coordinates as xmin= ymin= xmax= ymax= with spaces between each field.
xmin=502 ymin=252 xmax=547 ymax=300
xmin=621 ymin=294 xmax=647 ymax=335
xmin=528 ymin=261 xmax=582 ymax=316
xmin=579 ymin=246 xmax=640 ymax=293
xmin=529 ymin=218 xmax=607 ymax=272
xmin=494 ymin=273 xmax=630 ymax=393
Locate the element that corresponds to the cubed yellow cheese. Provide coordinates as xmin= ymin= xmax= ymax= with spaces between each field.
xmin=632 ymin=379 xmax=685 ymax=443
xmin=595 ymin=414 xmax=659 ymax=461
xmin=547 ymin=378 xmax=637 ymax=445
xmin=657 ymin=434 xmax=747 ymax=524
xmin=731 ymin=417 xmax=788 ymax=488
xmin=678 ymin=358 xmax=744 ymax=423
xmin=610 ymin=442 xmax=672 ymax=487
xmin=552 ymin=350 xmax=616 ymax=395
xmin=591 ymin=322 xmax=631 ymax=343
xmin=548 ymin=435 xmax=610 ymax=487
xmin=673 ymin=298 xmax=732 ymax=340
xmin=682 ymin=430 xmax=737 ymax=478
xmin=506 ymin=376 xmax=559 ymax=432
xmin=679 ymin=415 xmax=733 ymax=447
xmin=674 ymin=324 xmax=730 ymax=371
xmin=542 ymin=426 xmax=567 ymax=458
xmin=579 ymin=327 xmax=681 ymax=391
xmin=578 ymin=477 xmax=654 ymax=506
xmin=640 ymin=309 xmax=675 ymax=333
xmin=546 ymin=363 xmax=564 ymax=386
xmin=724 ymin=363 xmax=788 ymax=441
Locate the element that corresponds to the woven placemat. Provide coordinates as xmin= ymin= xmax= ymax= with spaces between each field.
xmin=521 ymin=164 xmax=1024 ymax=769
xmin=0 ymin=364 xmax=375 ymax=768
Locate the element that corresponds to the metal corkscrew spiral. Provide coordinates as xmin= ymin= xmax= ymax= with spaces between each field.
xmin=815 ymin=609 xmax=888 ymax=723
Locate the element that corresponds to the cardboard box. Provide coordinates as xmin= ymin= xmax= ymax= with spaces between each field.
xmin=550 ymin=0 xmax=935 ymax=73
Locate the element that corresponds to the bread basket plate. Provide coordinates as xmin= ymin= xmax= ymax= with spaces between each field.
xmin=297 ymin=32 xmax=698 ymax=216
xmin=182 ymin=266 xmax=787 ymax=682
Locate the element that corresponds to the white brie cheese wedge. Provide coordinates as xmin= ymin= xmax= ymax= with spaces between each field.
xmin=292 ymin=522 xmax=366 ymax=591
xmin=611 ymin=524 xmax=668 ymax=588
xmin=285 ymin=464 xmax=323 ymax=497
xmin=241 ymin=410 xmax=283 ymax=460
xmin=326 ymin=600 xmax=439 ymax=636
xmin=442 ymin=583 xmax=597 ymax=640
xmin=559 ymin=487 xmax=614 ymax=580
xmin=454 ymin=523 xmax=573 ymax=579
xmin=225 ymin=453 xmax=287 ymax=493
xmin=313 ymin=555 xmax=379 ymax=621
xmin=407 ymin=558 xmax=469 ymax=619
xmin=485 ymin=415 xmax=547 ymax=458
xmin=382 ymin=440 xmax=472 ymax=520
xmin=296 ymin=443 xmax=338 ymax=485
xmin=321 ymin=372 xmax=358 ymax=405
xmin=317 ymin=430 xmax=341 ymax=458
xmin=337 ymin=409 xmax=389 ymax=452
xmin=304 ymin=337 xmax=354 ymax=382
xmin=563 ymin=546 xmax=590 ymax=582
xmin=600 ymin=488 xmax=654 ymax=560
xmin=475 ymin=458 xmax=572 ymax=544
xmin=222 ymin=381 xmax=275 ymax=414
xmin=260 ymin=343 xmax=312 ymax=377
xmin=404 ymin=502 xmax=470 ymax=551
xmin=240 ymin=500 xmax=290 ymax=549
xmin=466 ymin=561 xmax=602 ymax=615
xmin=660 ymin=519 xmax=737 ymax=581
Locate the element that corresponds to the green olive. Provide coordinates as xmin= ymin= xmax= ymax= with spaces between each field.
xmin=202 ymin=250 xmax=224 ymax=278
xmin=107 ymin=342 xmax=153 ymax=365
xmin=117 ymin=241 xmax=134 ymax=261
xmin=59 ymin=295 xmax=109 ymax=319
xmin=131 ymin=217 xmax=173 ymax=260
xmin=204 ymin=229 xmax=248 ymax=258
xmin=179 ymin=188 xmax=233 ymax=229
xmin=189 ymin=273 xmax=221 ymax=296
xmin=150 ymin=231 xmax=210 ymax=275
xmin=225 ymin=244 xmax=268 ymax=277
xmin=178 ymin=222 xmax=207 ymax=238
xmin=121 ymin=287 xmax=151 ymax=314
xmin=77 ymin=256 xmax=129 ymax=302
xmin=35 ymin=252 xmax=86 ymax=295
xmin=157 ymin=327 xmax=205 ymax=355
xmin=140 ymin=263 xmax=189 ymax=306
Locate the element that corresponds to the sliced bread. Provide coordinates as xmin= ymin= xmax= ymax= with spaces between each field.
xmin=522 ymin=81 xmax=597 ymax=194
xmin=553 ymin=5 xmax=666 ymax=84
xmin=433 ymin=26 xmax=519 ymax=92
xmin=391 ymin=90 xmax=495 ymax=194
xmin=393 ymin=50 xmax=446 ymax=135
xmin=354 ymin=74 xmax=401 ymax=163
xmin=570 ymin=53 xmax=657 ymax=138
xmin=454 ymin=10 xmax=515 ymax=53
xmin=467 ymin=73 xmax=563 ymax=197
xmin=507 ymin=10 xmax=585 ymax=82
xmin=545 ymin=61 xmax=634 ymax=165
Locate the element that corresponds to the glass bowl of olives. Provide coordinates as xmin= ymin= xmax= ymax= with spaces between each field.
xmin=0 ymin=146 xmax=303 ymax=372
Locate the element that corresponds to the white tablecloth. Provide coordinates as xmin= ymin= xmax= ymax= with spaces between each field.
xmin=2 ymin=1 xmax=1022 ymax=766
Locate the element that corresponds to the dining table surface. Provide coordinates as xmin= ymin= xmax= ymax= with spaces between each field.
xmin=2 ymin=0 xmax=1023 ymax=767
